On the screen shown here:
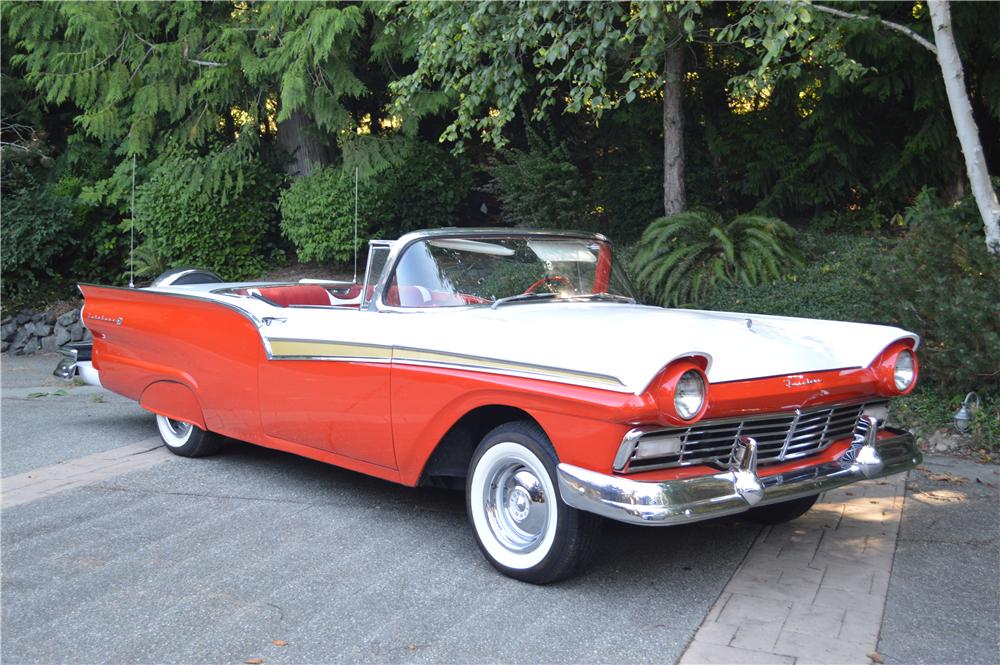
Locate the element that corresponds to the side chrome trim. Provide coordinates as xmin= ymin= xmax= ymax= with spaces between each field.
xmin=558 ymin=426 xmax=920 ymax=526
xmin=264 ymin=337 xmax=626 ymax=389
xmin=78 ymin=283 xmax=264 ymax=330
xmin=267 ymin=339 xmax=393 ymax=361
xmin=391 ymin=346 xmax=625 ymax=388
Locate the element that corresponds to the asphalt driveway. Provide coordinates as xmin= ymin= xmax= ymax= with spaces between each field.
xmin=2 ymin=353 xmax=997 ymax=664
xmin=1 ymin=354 xmax=756 ymax=664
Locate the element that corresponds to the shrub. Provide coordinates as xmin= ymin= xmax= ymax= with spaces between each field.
xmin=379 ymin=139 xmax=471 ymax=238
xmin=279 ymin=167 xmax=373 ymax=264
xmin=699 ymin=233 xmax=886 ymax=322
xmin=484 ymin=140 xmax=588 ymax=231
xmin=0 ymin=164 xmax=76 ymax=299
xmin=136 ymin=156 xmax=284 ymax=280
xmin=634 ymin=210 xmax=803 ymax=307
xmin=280 ymin=139 xmax=470 ymax=264
xmin=591 ymin=159 xmax=661 ymax=245
xmin=872 ymin=188 xmax=1000 ymax=395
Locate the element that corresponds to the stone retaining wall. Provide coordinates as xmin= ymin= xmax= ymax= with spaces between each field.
xmin=1 ymin=306 xmax=92 ymax=355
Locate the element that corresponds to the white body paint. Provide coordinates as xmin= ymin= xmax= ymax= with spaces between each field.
xmin=151 ymin=283 xmax=918 ymax=395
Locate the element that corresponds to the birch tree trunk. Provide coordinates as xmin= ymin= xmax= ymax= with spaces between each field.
xmin=927 ymin=0 xmax=1000 ymax=254
xmin=662 ymin=39 xmax=686 ymax=216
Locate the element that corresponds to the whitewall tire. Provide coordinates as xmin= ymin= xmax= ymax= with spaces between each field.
xmin=466 ymin=421 xmax=600 ymax=584
xmin=155 ymin=414 xmax=223 ymax=458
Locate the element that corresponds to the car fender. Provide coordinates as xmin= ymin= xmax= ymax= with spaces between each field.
xmin=139 ymin=380 xmax=207 ymax=430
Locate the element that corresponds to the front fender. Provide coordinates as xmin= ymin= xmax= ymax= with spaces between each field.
xmin=391 ymin=364 xmax=648 ymax=485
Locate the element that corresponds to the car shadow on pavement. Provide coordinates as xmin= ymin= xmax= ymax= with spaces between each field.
xmin=206 ymin=436 xmax=762 ymax=586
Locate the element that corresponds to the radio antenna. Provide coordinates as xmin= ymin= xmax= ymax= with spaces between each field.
xmin=353 ymin=165 xmax=359 ymax=284
xmin=129 ymin=154 xmax=136 ymax=288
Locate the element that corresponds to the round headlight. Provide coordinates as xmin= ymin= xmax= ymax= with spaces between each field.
xmin=893 ymin=350 xmax=915 ymax=391
xmin=675 ymin=370 xmax=706 ymax=420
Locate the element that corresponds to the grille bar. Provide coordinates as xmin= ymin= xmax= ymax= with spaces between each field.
xmin=623 ymin=400 xmax=888 ymax=473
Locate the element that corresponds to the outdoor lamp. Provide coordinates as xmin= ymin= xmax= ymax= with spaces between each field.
xmin=953 ymin=392 xmax=980 ymax=433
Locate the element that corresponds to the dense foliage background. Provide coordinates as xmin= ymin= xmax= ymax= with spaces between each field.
xmin=2 ymin=1 xmax=998 ymax=445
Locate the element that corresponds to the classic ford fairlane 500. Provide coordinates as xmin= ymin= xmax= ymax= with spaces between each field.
xmin=61 ymin=228 xmax=922 ymax=583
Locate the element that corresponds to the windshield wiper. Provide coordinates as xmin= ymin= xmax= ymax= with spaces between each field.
xmin=490 ymin=292 xmax=560 ymax=309
xmin=571 ymin=293 xmax=636 ymax=304
xmin=490 ymin=292 xmax=636 ymax=309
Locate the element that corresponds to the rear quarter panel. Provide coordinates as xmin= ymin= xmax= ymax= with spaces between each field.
xmin=81 ymin=285 xmax=263 ymax=442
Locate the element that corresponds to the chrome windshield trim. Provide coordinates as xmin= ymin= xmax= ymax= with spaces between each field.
xmin=371 ymin=228 xmax=612 ymax=313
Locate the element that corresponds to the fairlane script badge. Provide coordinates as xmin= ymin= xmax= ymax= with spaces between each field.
xmin=784 ymin=377 xmax=821 ymax=388
xmin=88 ymin=313 xmax=123 ymax=326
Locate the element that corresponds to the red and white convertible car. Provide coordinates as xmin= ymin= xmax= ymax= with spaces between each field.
xmin=61 ymin=228 xmax=922 ymax=583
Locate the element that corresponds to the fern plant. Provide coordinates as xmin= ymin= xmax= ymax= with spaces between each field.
xmin=634 ymin=210 xmax=803 ymax=307
xmin=130 ymin=239 xmax=173 ymax=279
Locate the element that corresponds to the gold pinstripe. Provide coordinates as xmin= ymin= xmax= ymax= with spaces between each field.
xmin=268 ymin=339 xmax=392 ymax=360
xmin=266 ymin=338 xmax=624 ymax=387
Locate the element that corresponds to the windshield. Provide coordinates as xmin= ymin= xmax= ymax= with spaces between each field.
xmin=382 ymin=235 xmax=637 ymax=308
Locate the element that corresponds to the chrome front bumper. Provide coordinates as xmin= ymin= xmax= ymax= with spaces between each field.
xmin=557 ymin=419 xmax=921 ymax=526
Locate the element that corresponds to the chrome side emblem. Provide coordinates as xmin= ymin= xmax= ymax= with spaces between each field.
xmin=783 ymin=377 xmax=821 ymax=388
xmin=87 ymin=313 xmax=123 ymax=326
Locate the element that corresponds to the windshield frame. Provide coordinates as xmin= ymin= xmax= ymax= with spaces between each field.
xmin=369 ymin=228 xmax=633 ymax=313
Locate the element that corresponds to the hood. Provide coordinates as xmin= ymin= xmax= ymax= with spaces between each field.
xmin=398 ymin=303 xmax=918 ymax=394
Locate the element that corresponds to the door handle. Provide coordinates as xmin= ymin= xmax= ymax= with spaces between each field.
xmin=261 ymin=316 xmax=287 ymax=326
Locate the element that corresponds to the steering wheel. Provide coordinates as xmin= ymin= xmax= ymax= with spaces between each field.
xmin=523 ymin=275 xmax=574 ymax=294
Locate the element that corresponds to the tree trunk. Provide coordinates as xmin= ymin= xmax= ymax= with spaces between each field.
xmin=927 ymin=0 xmax=1000 ymax=254
xmin=662 ymin=39 xmax=686 ymax=216
xmin=277 ymin=109 xmax=331 ymax=178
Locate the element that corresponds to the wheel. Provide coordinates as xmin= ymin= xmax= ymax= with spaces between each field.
xmin=155 ymin=414 xmax=223 ymax=458
xmin=466 ymin=421 xmax=600 ymax=584
xmin=742 ymin=494 xmax=819 ymax=524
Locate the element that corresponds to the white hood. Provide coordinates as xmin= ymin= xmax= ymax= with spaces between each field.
xmin=395 ymin=303 xmax=918 ymax=393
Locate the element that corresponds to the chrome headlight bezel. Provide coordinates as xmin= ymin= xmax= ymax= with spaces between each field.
xmin=674 ymin=370 xmax=706 ymax=421
xmin=893 ymin=350 xmax=916 ymax=392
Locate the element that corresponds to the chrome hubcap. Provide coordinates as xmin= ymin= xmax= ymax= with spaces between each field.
xmin=484 ymin=465 xmax=549 ymax=553
xmin=165 ymin=418 xmax=192 ymax=439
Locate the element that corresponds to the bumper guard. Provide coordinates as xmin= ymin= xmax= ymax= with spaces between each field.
xmin=557 ymin=417 xmax=921 ymax=526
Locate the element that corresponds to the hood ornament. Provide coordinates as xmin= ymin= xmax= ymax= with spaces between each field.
xmin=745 ymin=318 xmax=753 ymax=331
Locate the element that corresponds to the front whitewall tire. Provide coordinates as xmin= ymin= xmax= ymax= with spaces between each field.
xmin=469 ymin=441 xmax=560 ymax=570
xmin=465 ymin=421 xmax=600 ymax=584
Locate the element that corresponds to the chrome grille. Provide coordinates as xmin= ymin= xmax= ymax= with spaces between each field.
xmin=621 ymin=400 xmax=888 ymax=473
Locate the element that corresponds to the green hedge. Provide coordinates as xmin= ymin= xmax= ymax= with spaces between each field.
xmin=279 ymin=139 xmax=470 ymax=265
xmin=1 ymin=164 xmax=77 ymax=301
xmin=136 ymin=156 xmax=284 ymax=280
xmin=699 ymin=232 xmax=885 ymax=323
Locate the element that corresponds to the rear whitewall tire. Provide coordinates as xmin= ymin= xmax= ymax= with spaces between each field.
xmin=155 ymin=414 xmax=222 ymax=458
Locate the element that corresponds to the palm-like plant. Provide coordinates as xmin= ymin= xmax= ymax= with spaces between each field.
xmin=634 ymin=210 xmax=803 ymax=307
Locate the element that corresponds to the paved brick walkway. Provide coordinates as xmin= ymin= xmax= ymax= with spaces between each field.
xmin=680 ymin=473 xmax=907 ymax=665
xmin=0 ymin=437 xmax=173 ymax=509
